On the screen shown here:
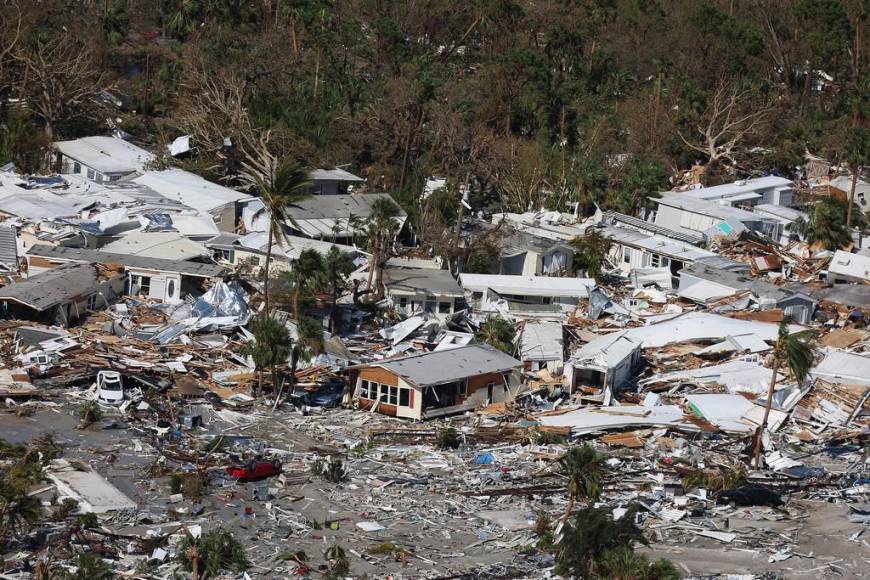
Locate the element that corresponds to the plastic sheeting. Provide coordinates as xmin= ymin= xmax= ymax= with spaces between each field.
xmin=139 ymin=213 xmax=175 ymax=232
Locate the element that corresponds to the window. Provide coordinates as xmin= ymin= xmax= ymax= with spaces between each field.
xmin=213 ymin=248 xmax=233 ymax=263
xmin=359 ymin=380 xmax=370 ymax=399
xmin=459 ymin=381 xmax=468 ymax=396
xmin=650 ymin=254 xmax=661 ymax=267
xmin=660 ymin=256 xmax=670 ymax=267
xmin=424 ymin=300 xmax=436 ymax=313
xmin=86 ymin=168 xmax=95 ymax=180
xmin=398 ymin=296 xmax=408 ymax=307
xmin=109 ymin=174 xmax=121 ymax=181
xmin=438 ymin=301 xmax=451 ymax=314
xmin=131 ymin=275 xmax=151 ymax=297
xmin=399 ymin=388 xmax=410 ymax=407
xmin=73 ymin=162 xmax=81 ymax=174
xmin=167 ymin=279 xmax=176 ymax=299
xmin=86 ymin=294 xmax=99 ymax=310
xmin=388 ymin=386 xmax=399 ymax=405
xmin=623 ymin=247 xmax=632 ymax=264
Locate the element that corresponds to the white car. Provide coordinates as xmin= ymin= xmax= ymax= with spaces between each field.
xmin=95 ymin=371 xmax=125 ymax=405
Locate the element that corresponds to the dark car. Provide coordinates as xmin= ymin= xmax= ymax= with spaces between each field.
xmin=717 ymin=485 xmax=783 ymax=507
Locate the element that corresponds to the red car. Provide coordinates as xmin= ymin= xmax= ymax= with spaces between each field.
xmin=226 ymin=459 xmax=282 ymax=481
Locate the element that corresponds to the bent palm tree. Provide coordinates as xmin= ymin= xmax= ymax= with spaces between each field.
xmin=238 ymin=143 xmax=310 ymax=316
xmin=474 ymin=316 xmax=517 ymax=355
xmin=753 ymin=320 xmax=815 ymax=468
xmin=558 ymin=444 xmax=607 ymax=522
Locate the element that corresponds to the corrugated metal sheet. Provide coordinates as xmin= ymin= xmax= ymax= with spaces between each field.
xmin=0 ymin=225 xmax=17 ymax=269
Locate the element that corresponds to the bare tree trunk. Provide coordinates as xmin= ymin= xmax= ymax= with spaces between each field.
xmin=562 ymin=491 xmax=575 ymax=522
xmin=263 ymin=223 xmax=274 ymax=316
xmin=847 ymin=167 xmax=858 ymax=230
xmin=754 ymin=355 xmax=780 ymax=468
xmin=293 ymin=286 xmax=300 ymax=321
xmin=365 ymin=237 xmax=379 ymax=292
xmin=271 ymin=364 xmax=280 ymax=398
xmin=330 ymin=282 xmax=338 ymax=334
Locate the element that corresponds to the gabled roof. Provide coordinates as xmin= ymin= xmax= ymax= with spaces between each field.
xmin=308 ymin=168 xmax=364 ymax=182
xmin=27 ymin=244 xmax=224 ymax=278
xmin=368 ymin=344 xmax=522 ymax=387
xmin=0 ymin=263 xmax=117 ymax=311
xmin=54 ymin=136 xmax=154 ymax=174
xmin=572 ymin=330 xmax=640 ymax=368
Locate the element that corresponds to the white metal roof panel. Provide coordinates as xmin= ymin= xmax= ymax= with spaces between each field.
xmin=54 ymin=136 xmax=154 ymax=174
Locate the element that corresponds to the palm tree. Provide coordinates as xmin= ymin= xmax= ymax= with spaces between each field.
xmin=362 ymin=197 xmax=403 ymax=297
xmin=558 ymin=444 xmax=607 ymax=521
xmin=571 ymin=229 xmax=613 ymax=281
xmin=474 ymin=316 xmax=517 ymax=354
xmin=323 ymin=246 xmax=356 ymax=333
xmin=0 ymin=475 xmax=43 ymax=540
xmin=238 ymin=146 xmax=310 ymax=316
xmin=288 ymin=249 xmax=325 ymax=321
xmin=786 ymin=198 xmax=852 ymax=250
xmin=753 ymin=319 xmax=815 ymax=468
xmin=240 ymin=316 xmax=292 ymax=398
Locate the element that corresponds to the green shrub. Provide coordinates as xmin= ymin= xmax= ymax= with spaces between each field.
xmin=436 ymin=427 xmax=460 ymax=449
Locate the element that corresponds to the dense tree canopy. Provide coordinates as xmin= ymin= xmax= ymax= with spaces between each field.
xmin=0 ymin=0 xmax=866 ymax=222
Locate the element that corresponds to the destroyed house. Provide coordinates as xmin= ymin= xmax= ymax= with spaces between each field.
xmin=53 ymin=136 xmax=154 ymax=182
xmin=26 ymin=245 xmax=224 ymax=305
xmin=206 ymin=232 xmax=362 ymax=273
xmin=495 ymin=225 xmax=575 ymax=276
xmin=383 ymin=267 xmax=466 ymax=316
xmin=0 ymin=262 xmax=125 ymax=327
xmin=600 ymin=224 xmax=725 ymax=279
xmin=458 ymin=273 xmax=594 ymax=314
xmin=680 ymin=176 xmax=794 ymax=207
xmin=348 ymin=344 xmax=523 ymax=420
xmin=653 ymin=193 xmax=782 ymax=241
xmin=677 ymin=263 xmax=817 ymax=324
xmin=565 ymin=330 xmax=642 ymax=394
xmin=242 ymin=193 xmax=407 ymax=241
xmin=131 ymin=169 xmax=252 ymax=233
